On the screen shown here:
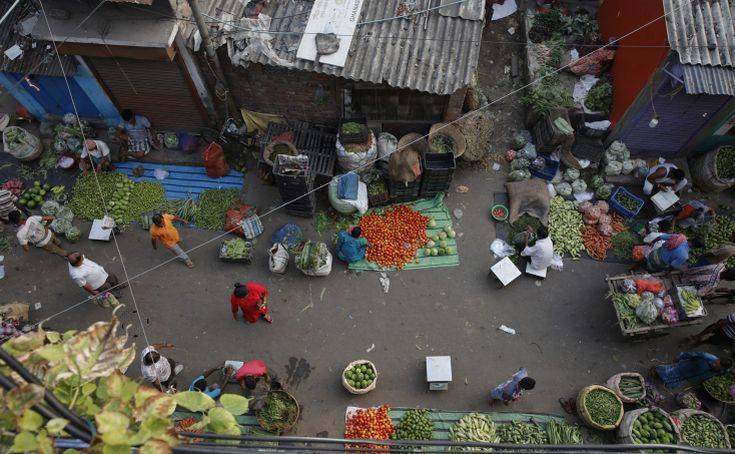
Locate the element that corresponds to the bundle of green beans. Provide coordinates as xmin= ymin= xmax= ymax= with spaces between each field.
xmin=163 ymin=195 xmax=198 ymax=223
xmin=497 ymin=421 xmax=548 ymax=444
xmin=194 ymin=188 xmax=240 ymax=230
xmin=618 ymin=376 xmax=644 ymax=400
xmin=610 ymin=292 xmax=641 ymax=330
xmin=584 ymin=389 xmax=622 ymax=426
xmin=681 ymin=414 xmax=728 ymax=449
xmin=545 ymin=420 xmax=582 ymax=445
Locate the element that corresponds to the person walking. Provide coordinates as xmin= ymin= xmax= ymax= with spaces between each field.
xmin=150 ymin=213 xmax=194 ymax=268
xmin=14 ymin=213 xmax=67 ymax=257
xmin=140 ymin=343 xmax=183 ymax=392
xmin=66 ymin=251 xmax=120 ymax=296
xmin=689 ymin=314 xmax=735 ymax=346
xmin=80 ymin=139 xmax=113 ymax=174
xmin=653 ymin=352 xmax=731 ymax=388
xmin=489 ymin=368 xmax=536 ymax=405
xmin=336 ymin=226 xmax=368 ymax=263
xmin=230 ymin=282 xmax=272 ymax=323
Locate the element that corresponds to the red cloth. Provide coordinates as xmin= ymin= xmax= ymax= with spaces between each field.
xmin=675 ymin=204 xmax=697 ymax=221
xmin=665 ymin=234 xmax=687 ymax=250
xmin=230 ymin=282 xmax=269 ymax=323
xmin=235 ymin=359 xmax=268 ymax=380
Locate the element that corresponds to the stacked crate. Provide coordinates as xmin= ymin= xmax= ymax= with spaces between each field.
xmin=274 ymin=155 xmax=316 ymax=217
xmin=420 ymin=153 xmax=456 ymax=197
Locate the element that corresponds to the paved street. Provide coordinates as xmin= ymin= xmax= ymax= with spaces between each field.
xmin=4 ymin=164 xmax=733 ymax=437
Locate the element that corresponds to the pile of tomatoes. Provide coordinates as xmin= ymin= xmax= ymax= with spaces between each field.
xmin=358 ymin=205 xmax=429 ymax=269
xmin=345 ymin=404 xmax=394 ymax=446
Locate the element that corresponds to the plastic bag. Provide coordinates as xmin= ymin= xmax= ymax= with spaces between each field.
xmin=550 ymin=252 xmax=563 ymax=271
xmin=531 ymin=156 xmax=546 ymax=171
xmin=510 ymin=131 xmax=529 ymax=150
xmin=336 ymin=130 xmax=377 ymax=174
xmin=595 ymin=200 xmax=609 ymax=214
xmin=518 ymin=143 xmax=537 ymax=160
xmin=154 ymin=168 xmax=169 ymax=180
xmin=204 ymin=143 xmax=230 ymax=178
xmin=490 ymin=239 xmax=515 ymax=258
xmin=377 ymin=132 xmax=397 ymax=163
xmin=268 ymin=243 xmax=289 ymax=274
xmin=621 ymin=279 xmax=637 ymax=293
xmin=634 ymin=278 xmax=664 ymax=295
xmin=296 ymin=241 xmax=332 ymax=277
xmin=652 ymin=297 xmax=665 ymax=311
xmin=328 ymin=179 xmax=369 ymax=215
xmin=224 ymin=204 xmax=255 ymax=238
xmin=270 ymin=223 xmax=304 ymax=253
xmin=636 ymin=299 xmax=658 ymax=325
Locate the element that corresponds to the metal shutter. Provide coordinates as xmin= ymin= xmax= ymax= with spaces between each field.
xmin=88 ymin=55 xmax=207 ymax=131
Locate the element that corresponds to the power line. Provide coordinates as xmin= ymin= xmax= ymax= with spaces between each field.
xmin=31 ymin=0 xmax=684 ymax=328
xmin=36 ymin=0 xmax=152 ymax=349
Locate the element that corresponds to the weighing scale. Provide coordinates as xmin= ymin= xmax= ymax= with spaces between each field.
xmin=490 ymin=257 xmax=522 ymax=286
xmin=88 ymin=218 xmax=114 ymax=241
xmin=426 ymin=356 xmax=452 ymax=391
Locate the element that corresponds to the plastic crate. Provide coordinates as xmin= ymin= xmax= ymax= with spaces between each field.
xmin=609 ymin=187 xmax=645 ymax=218
xmin=423 ymin=152 xmax=456 ymax=172
xmin=389 ymin=178 xmax=420 ymax=203
xmin=218 ymin=240 xmax=253 ymax=263
xmin=529 ymin=155 xmax=560 ymax=180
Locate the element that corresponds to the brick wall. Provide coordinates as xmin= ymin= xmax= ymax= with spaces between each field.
xmin=224 ymin=61 xmax=342 ymax=125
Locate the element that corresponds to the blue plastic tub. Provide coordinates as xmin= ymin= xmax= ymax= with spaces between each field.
xmin=529 ymin=155 xmax=560 ymax=181
xmin=609 ymin=186 xmax=644 ymax=218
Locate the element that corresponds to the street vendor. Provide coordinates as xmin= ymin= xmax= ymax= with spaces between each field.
xmin=489 ymin=367 xmax=536 ymax=405
xmin=13 ymin=213 xmax=67 ymax=257
xmin=520 ymin=225 xmax=554 ymax=271
xmin=680 ymin=263 xmax=735 ymax=298
xmin=80 ymin=139 xmax=113 ymax=174
xmin=643 ymin=160 xmax=687 ymax=196
xmin=117 ymin=109 xmax=160 ymax=160
xmin=633 ymin=233 xmax=689 ymax=272
xmin=648 ymin=200 xmax=713 ymax=232
xmin=0 ymin=189 xmax=27 ymax=223
xmin=140 ymin=342 xmax=184 ymax=392
xmin=230 ymin=282 xmax=272 ymax=324
xmin=233 ymin=359 xmax=271 ymax=391
xmin=689 ymin=313 xmax=735 ymax=346
xmin=336 ymin=226 xmax=368 ymax=263
xmin=653 ymin=351 xmax=731 ymax=388
xmin=189 ymin=363 xmax=235 ymax=399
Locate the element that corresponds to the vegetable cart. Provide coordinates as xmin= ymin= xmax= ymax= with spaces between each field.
xmin=606 ymin=272 xmax=707 ymax=340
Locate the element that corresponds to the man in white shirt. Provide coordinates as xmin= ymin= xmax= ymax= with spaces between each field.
xmin=140 ymin=343 xmax=184 ymax=391
xmin=521 ymin=225 xmax=554 ymax=271
xmin=67 ymin=251 xmax=119 ymax=296
xmin=16 ymin=214 xmax=67 ymax=257
xmin=80 ymin=139 xmax=113 ymax=174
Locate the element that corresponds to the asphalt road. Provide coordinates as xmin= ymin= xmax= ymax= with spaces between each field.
xmin=4 ymin=163 xmax=734 ymax=437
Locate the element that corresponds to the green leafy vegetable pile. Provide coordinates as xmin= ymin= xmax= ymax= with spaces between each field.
xmin=221 ymin=238 xmax=251 ymax=260
xmin=545 ymin=420 xmax=582 ymax=444
xmin=611 ymin=231 xmax=639 ymax=260
xmin=497 ymin=421 xmax=548 ymax=444
xmin=585 ymin=82 xmax=613 ymax=114
xmin=69 ymin=173 xmax=165 ymax=223
xmin=716 ymin=146 xmax=735 ymax=179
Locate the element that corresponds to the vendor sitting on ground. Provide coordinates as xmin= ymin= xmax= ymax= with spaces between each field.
xmin=643 ymin=160 xmax=687 ymax=196
xmin=520 ymin=225 xmax=553 ymax=271
xmin=80 ymin=139 xmax=113 ymax=174
xmin=681 ymin=262 xmax=735 ymax=299
xmin=633 ymin=233 xmax=689 ymax=272
xmin=189 ymin=363 xmax=235 ymax=399
xmin=653 ymin=351 xmax=731 ymax=388
xmin=117 ymin=109 xmax=160 ymax=160
xmin=689 ymin=314 xmax=735 ymax=346
xmin=489 ymin=367 xmax=536 ymax=405
xmin=336 ymin=226 xmax=368 ymax=263
xmin=649 ymin=200 xmax=713 ymax=232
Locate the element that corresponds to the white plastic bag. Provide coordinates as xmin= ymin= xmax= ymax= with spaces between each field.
xmin=336 ymin=130 xmax=377 ymax=174
xmin=550 ymin=252 xmax=563 ymax=271
xmin=328 ymin=179 xmax=369 ymax=215
xmin=154 ymin=168 xmax=169 ymax=180
xmin=298 ymin=251 xmax=333 ymax=277
xmin=268 ymin=243 xmax=289 ymax=274
xmin=490 ymin=239 xmax=515 ymax=258
xmin=377 ymin=132 xmax=397 ymax=163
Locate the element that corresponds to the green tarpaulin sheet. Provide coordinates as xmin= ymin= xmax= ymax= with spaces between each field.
xmin=348 ymin=194 xmax=460 ymax=271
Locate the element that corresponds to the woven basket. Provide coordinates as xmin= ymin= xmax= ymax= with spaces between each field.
xmin=673 ymin=409 xmax=731 ymax=449
xmin=690 ymin=146 xmax=735 ymax=193
xmin=576 ymin=385 xmax=624 ymax=430
xmin=606 ymin=372 xmax=646 ymax=403
xmin=342 ymin=360 xmax=378 ymax=395
xmin=428 ymin=123 xmax=466 ymax=158
xmin=263 ymin=140 xmax=298 ymax=167
xmin=397 ymin=132 xmax=429 ymax=155
xmin=617 ymin=407 xmax=680 ymax=445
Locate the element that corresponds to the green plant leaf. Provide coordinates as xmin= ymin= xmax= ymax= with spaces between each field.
xmin=59 ymin=317 xmax=135 ymax=383
xmin=207 ymin=407 xmax=240 ymax=434
xmin=45 ymin=331 xmax=61 ymax=343
xmin=106 ymin=371 xmax=138 ymax=402
xmin=62 ymin=330 xmax=77 ymax=341
xmin=7 ymin=384 xmax=44 ymax=415
xmin=36 ymin=430 xmax=53 ymax=454
xmin=220 ymin=394 xmax=250 ymax=416
xmin=141 ymin=416 xmax=172 ymax=437
xmin=134 ymin=386 xmax=159 ymax=407
xmin=174 ymin=391 xmax=215 ymax=413
xmin=95 ymin=410 xmax=130 ymax=434
xmin=3 ymin=330 xmax=45 ymax=355
xmin=10 ymin=432 xmax=38 ymax=453
xmin=35 ymin=343 xmax=65 ymax=362
xmin=102 ymin=443 xmax=132 ymax=454
xmin=139 ymin=439 xmax=172 ymax=454
xmin=19 ymin=409 xmax=44 ymax=431
xmin=101 ymin=429 xmax=133 ymax=447
xmin=136 ymin=394 xmax=176 ymax=421
xmin=82 ymin=381 xmax=97 ymax=396
xmin=46 ymin=417 xmax=69 ymax=436
xmin=62 ymin=449 xmax=82 ymax=454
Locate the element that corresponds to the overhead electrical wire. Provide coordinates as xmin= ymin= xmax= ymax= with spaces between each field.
xmin=31 ymin=0 xmax=685 ymax=329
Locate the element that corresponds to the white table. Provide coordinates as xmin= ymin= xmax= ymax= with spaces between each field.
xmin=88 ymin=219 xmax=113 ymax=241
xmin=490 ymin=257 xmax=522 ymax=286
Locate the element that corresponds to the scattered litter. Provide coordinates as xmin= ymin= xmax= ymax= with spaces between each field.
xmin=415 ymin=344 xmax=422 ymax=350
xmin=4 ymin=44 xmax=22 ymax=60
xmin=300 ymin=302 xmax=313 ymax=313
xmin=498 ymin=324 xmax=516 ymax=335
xmin=535 ymin=280 xmax=542 ymax=287
xmin=320 ymin=287 xmax=326 ymax=301
xmin=456 ymin=185 xmax=469 ymax=193
xmin=366 ymin=343 xmax=375 ymax=353
xmin=379 ymin=272 xmax=390 ymax=293
xmin=492 ymin=163 xmax=501 ymax=171
xmin=465 ymin=377 xmax=469 ymax=385
xmin=507 ymin=27 xmax=515 ymax=35
xmin=34 ymin=302 xmax=41 ymax=310
xmin=503 ymin=65 xmax=510 ymax=75
xmin=453 ymin=208 xmax=463 ymax=220
xmin=491 ymin=0 xmax=517 ymax=20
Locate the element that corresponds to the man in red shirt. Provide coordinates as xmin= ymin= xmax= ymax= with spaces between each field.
xmin=230 ymin=282 xmax=272 ymax=323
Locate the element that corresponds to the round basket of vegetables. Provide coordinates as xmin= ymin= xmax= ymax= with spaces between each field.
xmin=618 ymin=407 xmax=679 ymax=446
xmin=491 ymin=204 xmax=509 ymax=222
xmin=702 ymin=373 xmax=735 ymax=404
xmin=576 ymin=385 xmax=624 ymax=430
xmin=342 ymin=360 xmax=378 ymax=395
xmin=674 ymin=409 xmax=730 ymax=449
xmin=255 ymin=390 xmax=300 ymax=435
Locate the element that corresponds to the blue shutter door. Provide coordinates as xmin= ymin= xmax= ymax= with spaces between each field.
xmin=7 ymin=73 xmax=102 ymax=119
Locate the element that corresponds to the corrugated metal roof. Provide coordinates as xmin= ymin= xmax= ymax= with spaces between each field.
xmin=681 ymin=64 xmax=735 ymax=96
xmin=438 ymin=0 xmax=486 ymax=21
xmin=663 ymin=0 xmax=735 ymax=68
xmin=0 ymin=0 xmax=76 ymax=77
xmin=198 ymin=0 xmax=483 ymax=95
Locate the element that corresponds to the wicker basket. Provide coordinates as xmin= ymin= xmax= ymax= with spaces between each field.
xmin=673 ymin=409 xmax=731 ymax=449
xmin=617 ymin=407 xmax=680 ymax=445
xmin=263 ymin=140 xmax=298 ymax=167
xmin=342 ymin=360 xmax=378 ymax=395
xmin=428 ymin=123 xmax=466 ymax=158
xmin=690 ymin=146 xmax=735 ymax=193
xmin=576 ymin=385 xmax=624 ymax=430
xmin=255 ymin=390 xmax=300 ymax=435
xmin=606 ymin=372 xmax=646 ymax=404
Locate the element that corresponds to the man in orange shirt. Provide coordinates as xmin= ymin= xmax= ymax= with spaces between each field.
xmin=150 ymin=213 xmax=194 ymax=268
